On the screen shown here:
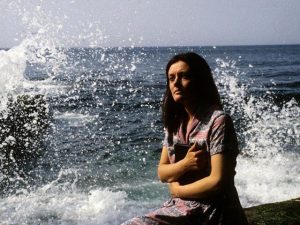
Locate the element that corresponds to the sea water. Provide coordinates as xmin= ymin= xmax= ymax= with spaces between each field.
xmin=0 ymin=2 xmax=300 ymax=225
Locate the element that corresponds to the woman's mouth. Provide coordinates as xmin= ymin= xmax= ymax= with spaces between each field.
xmin=174 ymin=90 xmax=183 ymax=95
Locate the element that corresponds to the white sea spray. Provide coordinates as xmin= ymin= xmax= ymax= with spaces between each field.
xmin=214 ymin=58 xmax=300 ymax=206
xmin=0 ymin=169 xmax=129 ymax=225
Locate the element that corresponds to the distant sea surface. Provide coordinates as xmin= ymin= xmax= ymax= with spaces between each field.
xmin=0 ymin=45 xmax=299 ymax=224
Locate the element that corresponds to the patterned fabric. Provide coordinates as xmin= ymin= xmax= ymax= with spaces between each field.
xmin=121 ymin=108 xmax=248 ymax=225
xmin=163 ymin=109 xmax=239 ymax=162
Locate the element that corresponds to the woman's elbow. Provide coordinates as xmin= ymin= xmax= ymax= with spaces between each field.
xmin=158 ymin=175 xmax=175 ymax=183
xmin=158 ymin=175 xmax=168 ymax=183
xmin=157 ymin=167 xmax=174 ymax=183
xmin=157 ymin=167 xmax=165 ymax=182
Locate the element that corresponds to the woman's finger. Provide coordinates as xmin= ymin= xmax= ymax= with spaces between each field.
xmin=187 ymin=142 xmax=198 ymax=152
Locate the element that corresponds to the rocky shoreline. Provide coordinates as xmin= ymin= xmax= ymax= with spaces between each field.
xmin=245 ymin=197 xmax=300 ymax=225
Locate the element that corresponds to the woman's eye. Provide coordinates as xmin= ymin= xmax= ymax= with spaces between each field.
xmin=182 ymin=72 xmax=191 ymax=79
xmin=168 ymin=76 xmax=175 ymax=81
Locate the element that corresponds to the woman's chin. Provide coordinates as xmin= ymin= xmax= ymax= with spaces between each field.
xmin=173 ymin=97 xmax=186 ymax=104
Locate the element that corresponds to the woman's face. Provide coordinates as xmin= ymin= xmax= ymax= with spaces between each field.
xmin=168 ymin=60 xmax=195 ymax=104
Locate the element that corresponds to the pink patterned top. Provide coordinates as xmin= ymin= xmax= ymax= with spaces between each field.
xmin=163 ymin=109 xmax=239 ymax=162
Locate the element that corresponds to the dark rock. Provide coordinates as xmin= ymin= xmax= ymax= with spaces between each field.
xmin=0 ymin=94 xmax=51 ymax=194
xmin=245 ymin=197 xmax=300 ymax=225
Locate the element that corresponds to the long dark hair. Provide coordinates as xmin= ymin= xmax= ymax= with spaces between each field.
xmin=162 ymin=52 xmax=222 ymax=135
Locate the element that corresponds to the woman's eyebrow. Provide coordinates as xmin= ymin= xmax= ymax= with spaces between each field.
xmin=168 ymin=70 xmax=189 ymax=76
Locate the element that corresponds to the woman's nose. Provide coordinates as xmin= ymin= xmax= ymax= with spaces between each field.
xmin=174 ymin=76 xmax=181 ymax=87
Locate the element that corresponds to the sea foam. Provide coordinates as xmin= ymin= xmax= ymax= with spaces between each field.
xmin=0 ymin=169 xmax=129 ymax=225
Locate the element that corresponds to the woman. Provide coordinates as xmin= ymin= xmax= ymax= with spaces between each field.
xmin=122 ymin=52 xmax=248 ymax=225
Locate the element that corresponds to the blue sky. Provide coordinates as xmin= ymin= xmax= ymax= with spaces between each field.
xmin=1 ymin=0 xmax=300 ymax=47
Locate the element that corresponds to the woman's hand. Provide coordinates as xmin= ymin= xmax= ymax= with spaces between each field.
xmin=157 ymin=144 xmax=209 ymax=183
xmin=182 ymin=143 xmax=209 ymax=171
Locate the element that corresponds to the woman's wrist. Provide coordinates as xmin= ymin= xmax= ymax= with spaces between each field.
xmin=178 ymin=158 xmax=189 ymax=174
xmin=175 ymin=184 xmax=182 ymax=198
xmin=169 ymin=182 xmax=181 ymax=198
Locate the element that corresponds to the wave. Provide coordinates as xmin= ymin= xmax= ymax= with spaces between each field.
xmin=0 ymin=169 xmax=130 ymax=225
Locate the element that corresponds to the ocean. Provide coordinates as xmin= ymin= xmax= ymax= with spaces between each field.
xmin=0 ymin=44 xmax=299 ymax=225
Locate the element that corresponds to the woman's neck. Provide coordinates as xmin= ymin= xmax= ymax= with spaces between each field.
xmin=184 ymin=101 xmax=218 ymax=122
xmin=184 ymin=104 xmax=201 ymax=122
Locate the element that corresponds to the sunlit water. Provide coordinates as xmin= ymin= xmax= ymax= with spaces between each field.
xmin=0 ymin=1 xmax=299 ymax=224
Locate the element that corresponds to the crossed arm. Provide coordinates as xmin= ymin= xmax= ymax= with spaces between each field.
xmin=157 ymin=146 xmax=235 ymax=199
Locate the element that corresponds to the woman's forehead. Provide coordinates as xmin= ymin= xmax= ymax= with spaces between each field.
xmin=168 ymin=61 xmax=189 ymax=74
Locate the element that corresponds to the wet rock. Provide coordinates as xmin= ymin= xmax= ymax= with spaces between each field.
xmin=245 ymin=197 xmax=300 ymax=225
xmin=0 ymin=94 xmax=51 ymax=193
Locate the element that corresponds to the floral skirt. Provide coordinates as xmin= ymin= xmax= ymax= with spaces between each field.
xmin=121 ymin=195 xmax=248 ymax=225
xmin=121 ymin=197 xmax=223 ymax=225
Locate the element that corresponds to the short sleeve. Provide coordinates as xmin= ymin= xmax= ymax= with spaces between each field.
xmin=162 ymin=128 xmax=170 ymax=147
xmin=209 ymin=114 xmax=239 ymax=156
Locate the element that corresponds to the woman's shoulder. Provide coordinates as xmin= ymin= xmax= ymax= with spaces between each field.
xmin=211 ymin=110 xmax=235 ymax=124
xmin=203 ymin=109 xmax=235 ymax=129
xmin=204 ymin=108 xmax=227 ymax=121
xmin=211 ymin=109 xmax=226 ymax=118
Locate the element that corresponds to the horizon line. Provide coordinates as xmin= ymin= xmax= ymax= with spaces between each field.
xmin=1 ymin=43 xmax=300 ymax=50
